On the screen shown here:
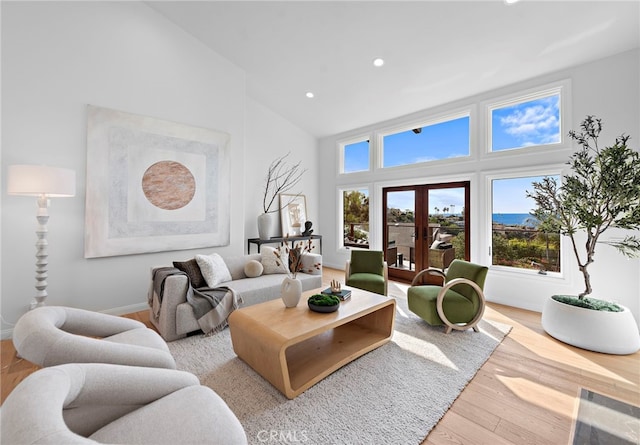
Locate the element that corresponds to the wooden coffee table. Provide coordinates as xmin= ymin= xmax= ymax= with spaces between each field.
xmin=228 ymin=287 xmax=396 ymax=399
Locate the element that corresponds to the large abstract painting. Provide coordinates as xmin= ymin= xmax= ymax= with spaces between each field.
xmin=84 ymin=105 xmax=230 ymax=258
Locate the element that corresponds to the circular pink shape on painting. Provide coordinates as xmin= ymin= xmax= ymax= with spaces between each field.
xmin=142 ymin=161 xmax=196 ymax=210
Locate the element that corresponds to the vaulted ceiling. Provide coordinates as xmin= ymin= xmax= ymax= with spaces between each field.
xmin=148 ymin=1 xmax=640 ymax=138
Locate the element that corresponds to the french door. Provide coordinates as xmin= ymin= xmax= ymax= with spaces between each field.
xmin=383 ymin=181 xmax=470 ymax=283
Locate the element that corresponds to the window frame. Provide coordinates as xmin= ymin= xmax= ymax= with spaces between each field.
xmin=333 ymin=79 xmax=573 ymax=284
xmin=338 ymin=185 xmax=371 ymax=251
xmin=485 ymin=80 xmax=570 ymax=155
xmin=339 ymin=135 xmax=372 ymax=175
xmin=486 ymin=168 xmax=565 ymax=277
xmin=378 ymin=109 xmax=472 ymax=170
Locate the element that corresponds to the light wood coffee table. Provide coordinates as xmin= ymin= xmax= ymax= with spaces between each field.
xmin=228 ymin=287 xmax=395 ymax=399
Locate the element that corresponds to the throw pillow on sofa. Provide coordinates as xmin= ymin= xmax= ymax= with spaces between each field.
xmin=173 ymin=259 xmax=207 ymax=288
xmin=244 ymin=260 xmax=264 ymax=278
xmin=195 ymin=253 xmax=232 ymax=287
xmin=260 ymin=246 xmax=288 ymax=275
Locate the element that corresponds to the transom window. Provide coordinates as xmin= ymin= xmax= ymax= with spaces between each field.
xmin=342 ymin=139 xmax=370 ymax=173
xmin=382 ymin=114 xmax=470 ymax=168
xmin=489 ymin=90 xmax=561 ymax=152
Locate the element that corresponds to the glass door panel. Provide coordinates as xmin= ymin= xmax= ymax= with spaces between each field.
xmin=384 ymin=182 xmax=469 ymax=283
xmin=385 ymin=190 xmax=416 ymax=274
xmin=427 ymin=188 xmax=467 ymax=271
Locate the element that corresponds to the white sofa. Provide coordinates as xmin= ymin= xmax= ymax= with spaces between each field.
xmin=149 ymin=253 xmax=322 ymax=341
xmin=0 ymin=363 xmax=247 ymax=444
xmin=13 ymin=306 xmax=176 ymax=369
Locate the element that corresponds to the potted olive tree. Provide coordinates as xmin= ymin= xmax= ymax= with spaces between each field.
xmin=527 ymin=115 xmax=640 ymax=354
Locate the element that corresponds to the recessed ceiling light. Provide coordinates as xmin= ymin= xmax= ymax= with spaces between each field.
xmin=373 ymin=58 xmax=385 ymax=67
xmin=504 ymin=0 xmax=520 ymax=4
xmin=305 ymin=92 xmax=314 ymax=99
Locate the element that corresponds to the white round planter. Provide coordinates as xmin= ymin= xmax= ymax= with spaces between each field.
xmin=541 ymin=296 xmax=640 ymax=355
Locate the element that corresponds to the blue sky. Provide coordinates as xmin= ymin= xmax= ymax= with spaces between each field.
xmin=383 ymin=117 xmax=469 ymax=167
xmin=387 ymin=178 xmax=563 ymax=215
xmin=344 ymin=93 xmax=560 ymax=173
xmin=492 ymin=176 xmax=555 ymax=213
xmin=387 ymin=191 xmax=414 ymax=213
xmin=387 ymin=188 xmax=465 ymax=215
xmin=492 ymin=94 xmax=560 ymax=151
xmin=387 ymin=178 xmax=561 ymax=214
xmin=343 ymin=140 xmax=370 ymax=172
xmin=345 ymin=95 xmax=562 ymax=214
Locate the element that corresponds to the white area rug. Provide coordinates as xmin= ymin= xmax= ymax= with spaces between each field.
xmin=168 ymin=293 xmax=511 ymax=445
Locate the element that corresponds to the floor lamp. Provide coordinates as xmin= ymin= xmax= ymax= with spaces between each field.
xmin=7 ymin=165 xmax=76 ymax=309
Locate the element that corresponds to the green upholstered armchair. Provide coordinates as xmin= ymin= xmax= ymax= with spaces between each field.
xmin=407 ymin=259 xmax=488 ymax=333
xmin=345 ymin=250 xmax=388 ymax=296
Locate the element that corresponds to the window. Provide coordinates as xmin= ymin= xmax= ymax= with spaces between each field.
xmin=490 ymin=91 xmax=561 ymax=152
xmin=382 ymin=115 xmax=469 ymax=168
xmin=342 ymin=139 xmax=370 ymax=173
xmin=342 ymin=188 xmax=369 ymax=249
xmin=336 ymin=81 xmax=570 ymax=282
xmin=491 ymin=175 xmax=561 ymax=273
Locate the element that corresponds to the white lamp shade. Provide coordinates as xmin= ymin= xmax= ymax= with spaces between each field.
xmin=7 ymin=165 xmax=76 ymax=197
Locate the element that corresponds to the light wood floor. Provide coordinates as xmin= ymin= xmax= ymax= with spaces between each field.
xmin=2 ymin=268 xmax=638 ymax=444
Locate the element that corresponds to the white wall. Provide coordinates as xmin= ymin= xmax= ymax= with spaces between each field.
xmin=319 ymin=49 xmax=640 ymax=326
xmin=244 ymin=98 xmax=319 ymax=244
xmin=0 ymin=1 xmax=314 ymax=338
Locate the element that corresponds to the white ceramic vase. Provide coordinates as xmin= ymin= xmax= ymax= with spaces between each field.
xmin=257 ymin=212 xmax=280 ymax=240
xmin=281 ymin=277 xmax=302 ymax=308
xmin=541 ymin=296 xmax=640 ymax=355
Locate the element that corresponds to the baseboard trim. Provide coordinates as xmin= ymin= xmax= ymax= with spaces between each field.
xmin=1 ymin=328 xmax=14 ymax=341
xmin=101 ymin=302 xmax=150 ymax=317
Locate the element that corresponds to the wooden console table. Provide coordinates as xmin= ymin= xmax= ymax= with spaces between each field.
xmin=247 ymin=234 xmax=322 ymax=254
xmin=228 ymin=288 xmax=395 ymax=399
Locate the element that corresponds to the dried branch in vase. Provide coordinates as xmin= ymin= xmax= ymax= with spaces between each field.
xmin=262 ymin=152 xmax=306 ymax=214
xmin=273 ymin=237 xmax=320 ymax=278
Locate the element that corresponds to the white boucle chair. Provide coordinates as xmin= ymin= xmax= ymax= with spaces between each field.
xmin=13 ymin=306 xmax=176 ymax=369
xmin=0 ymin=363 xmax=248 ymax=444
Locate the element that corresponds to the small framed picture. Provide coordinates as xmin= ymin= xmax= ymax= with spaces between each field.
xmin=280 ymin=194 xmax=307 ymax=236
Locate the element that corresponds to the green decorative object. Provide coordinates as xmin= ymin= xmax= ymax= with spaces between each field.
xmin=551 ymin=295 xmax=621 ymax=312
xmin=308 ymin=294 xmax=340 ymax=313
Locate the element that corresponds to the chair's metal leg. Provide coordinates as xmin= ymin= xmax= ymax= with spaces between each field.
xmin=444 ymin=325 xmax=453 ymax=334
xmin=472 ymin=325 xmax=480 ymax=332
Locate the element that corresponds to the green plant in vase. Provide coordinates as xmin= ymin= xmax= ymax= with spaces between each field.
xmin=308 ymin=294 xmax=341 ymax=306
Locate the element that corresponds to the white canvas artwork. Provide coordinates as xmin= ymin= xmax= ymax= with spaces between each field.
xmin=280 ymin=194 xmax=307 ymax=237
xmin=84 ymin=105 xmax=230 ymax=258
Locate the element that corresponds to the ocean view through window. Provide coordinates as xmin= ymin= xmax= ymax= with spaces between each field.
xmin=337 ymin=81 xmax=569 ymax=278
xmin=492 ymin=176 xmax=561 ymax=273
